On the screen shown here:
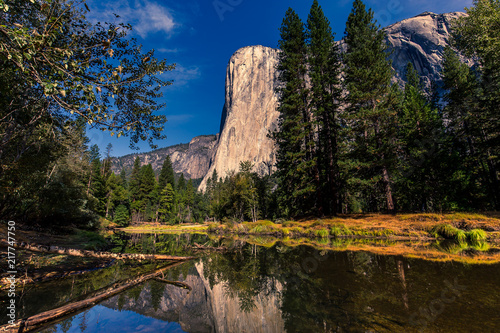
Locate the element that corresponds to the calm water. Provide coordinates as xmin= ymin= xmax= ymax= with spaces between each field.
xmin=4 ymin=234 xmax=500 ymax=332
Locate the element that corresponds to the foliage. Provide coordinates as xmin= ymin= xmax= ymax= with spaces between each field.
xmin=114 ymin=204 xmax=129 ymax=227
xmin=307 ymin=0 xmax=343 ymax=215
xmin=0 ymin=0 xmax=174 ymax=154
xmin=343 ymin=0 xmax=398 ymax=213
xmin=273 ymin=7 xmax=314 ymax=217
xmin=466 ymin=229 xmax=487 ymax=245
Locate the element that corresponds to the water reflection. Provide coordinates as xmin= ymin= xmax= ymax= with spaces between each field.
xmin=35 ymin=239 xmax=500 ymax=333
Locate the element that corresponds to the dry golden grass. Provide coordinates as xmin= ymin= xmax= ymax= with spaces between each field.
xmin=295 ymin=212 xmax=500 ymax=238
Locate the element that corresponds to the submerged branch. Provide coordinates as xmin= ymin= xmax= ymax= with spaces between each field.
xmin=154 ymin=277 xmax=192 ymax=292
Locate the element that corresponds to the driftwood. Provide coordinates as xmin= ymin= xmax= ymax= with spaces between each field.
xmin=4 ymin=241 xmax=196 ymax=261
xmin=154 ymin=277 xmax=192 ymax=292
xmin=0 ymin=259 xmax=114 ymax=287
xmin=0 ymin=261 xmax=187 ymax=333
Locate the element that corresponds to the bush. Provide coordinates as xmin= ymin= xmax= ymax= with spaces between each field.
xmin=330 ymin=225 xmax=343 ymax=237
xmin=466 ymin=229 xmax=487 ymax=245
xmin=314 ymin=228 xmax=329 ymax=238
xmin=431 ymin=224 xmax=469 ymax=243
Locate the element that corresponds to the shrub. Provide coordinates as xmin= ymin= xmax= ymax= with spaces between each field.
xmin=466 ymin=229 xmax=487 ymax=245
xmin=430 ymin=224 xmax=466 ymax=243
xmin=315 ymin=228 xmax=329 ymax=238
xmin=311 ymin=220 xmax=324 ymax=227
xmin=250 ymin=225 xmax=265 ymax=233
xmin=236 ymin=224 xmax=249 ymax=234
xmin=222 ymin=217 xmax=236 ymax=228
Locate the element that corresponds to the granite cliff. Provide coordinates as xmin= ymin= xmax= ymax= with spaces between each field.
xmin=111 ymin=134 xmax=217 ymax=179
xmin=198 ymin=11 xmax=465 ymax=191
xmin=198 ymin=45 xmax=280 ymax=190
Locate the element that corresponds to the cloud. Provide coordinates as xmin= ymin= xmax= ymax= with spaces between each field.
xmin=158 ymin=48 xmax=181 ymax=53
xmin=163 ymin=65 xmax=201 ymax=87
xmin=88 ymin=0 xmax=179 ymax=39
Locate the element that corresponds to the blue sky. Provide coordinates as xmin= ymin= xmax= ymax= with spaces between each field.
xmin=86 ymin=0 xmax=473 ymax=157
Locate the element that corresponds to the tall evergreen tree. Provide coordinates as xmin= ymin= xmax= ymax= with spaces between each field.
xmin=450 ymin=1 xmax=500 ymax=208
xmin=177 ymin=173 xmax=186 ymax=193
xmin=441 ymin=47 xmax=492 ymax=209
xmin=343 ymin=0 xmax=397 ymax=212
xmin=158 ymin=156 xmax=176 ymax=190
xmin=273 ymin=8 xmax=314 ymax=217
xmin=307 ymin=0 xmax=343 ymax=215
xmin=158 ymin=183 xmax=175 ymax=223
xmin=129 ymin=156 xmax=142 ymax=221
xmin=396 ymin=63 xmax=449 ymax=211
xmin=139 ymin=164 xmax=157 ymax=221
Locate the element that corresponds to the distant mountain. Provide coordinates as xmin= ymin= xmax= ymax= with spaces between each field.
xmin=112 ymin=12 xmax=469 ymax=190
xmin=110 ymin=134 xmax=218 ymax=179
xmin=198 ymin=12 xmax=468 ymax=191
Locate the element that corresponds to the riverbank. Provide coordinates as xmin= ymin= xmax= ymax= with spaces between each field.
xmin=120 ymin=212 xmax=500 ymax=241
xmin=2 ymin=212 xmax=500 ymax=283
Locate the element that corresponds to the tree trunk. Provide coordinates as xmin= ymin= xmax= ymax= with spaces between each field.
xmin=382 ymin=165 xmax=395 ymax=212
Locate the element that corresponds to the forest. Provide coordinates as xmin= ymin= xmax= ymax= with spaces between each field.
xmin=0 ymin=0 xmax=499 ymax=228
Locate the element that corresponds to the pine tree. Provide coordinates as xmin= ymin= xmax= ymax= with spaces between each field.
xmin=129 ymin=157 xmax=141 ymax=202
xmin=441 ymin=47 xmax=493 ymax=208
xmin=396 ymin=63 xmax=448 ymax=211
xmin=139 ymin=164 xmax=157 ymax=221
xmin=119 ymin=168 xmax=127 ymax=188
xmin=177 ymin=173 xmax=186 ymax=193
xmin=273 ymin=8 xmax=314 ymax=217
xmin=114 ymin=204 xmax=130 ymax=227
xmin=343 ymin=0 xmax=397 ymax=212
xmin=307 ymin=0 xmax=343 ymax=215
xmin=158 ymin=156 xmax=176 ymax=190
xmin=159 ymin=183 xmax=175 ymax=223
xmin=450 ymin=1 xmax=500 ymax=208
xmin=185 ymin=179 xmax=195 ymax=223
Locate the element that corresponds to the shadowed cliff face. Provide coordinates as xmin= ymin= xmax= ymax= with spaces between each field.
xmin=385 ymin=11 xmax=469 ymax=88
xmin=198 ymin=12 xmax=465 ymax=191
xmin=111 ymin=134 xmax=218 ymax=179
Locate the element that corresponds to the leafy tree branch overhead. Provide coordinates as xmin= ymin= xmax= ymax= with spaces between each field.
xmin=0 ymin=0 xmax=175 ymax=152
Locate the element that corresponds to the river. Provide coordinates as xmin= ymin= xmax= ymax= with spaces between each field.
xmin=5 ymin=233 xmax=500 ymax=332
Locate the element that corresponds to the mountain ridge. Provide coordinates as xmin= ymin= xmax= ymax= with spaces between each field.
xmin=111 ymin=11 xmax=467 ymax=190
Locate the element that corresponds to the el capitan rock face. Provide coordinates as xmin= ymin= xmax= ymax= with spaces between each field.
xmin=198 ymin=12 xmax=464 ymax=191
xmin=199 ymin=45 xmax=280 ymax=190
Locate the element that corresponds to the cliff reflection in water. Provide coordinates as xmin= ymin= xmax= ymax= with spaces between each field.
xmin=42 ymin=241 xmax=500 ymax=333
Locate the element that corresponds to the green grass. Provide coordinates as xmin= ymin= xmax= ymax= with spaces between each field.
xmin=314 ymin=228 xmax=329 ymax=238
xmin=290 ymin=227 xmax=304 ymax=235
xmin=250 ymin=225 xmax=268 ymax=233
xmin=430 ymin=224 xmax=467 ymax=243
xmin=466 ymin=229 xmax=487 ymax=245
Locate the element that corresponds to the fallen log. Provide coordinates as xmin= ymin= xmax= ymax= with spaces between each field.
xmin=154 ymin=277 xmax=192 ymax=292
xmin=0 ymin=260 xmax=187 ymax=333
xmin=2 ymin=241 xmax=196 ymax=261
